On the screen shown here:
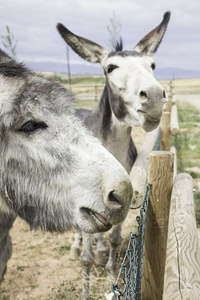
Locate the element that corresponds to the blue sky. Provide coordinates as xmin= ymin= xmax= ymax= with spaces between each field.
xmin=1 ymin=0 xmax=200 ymax=73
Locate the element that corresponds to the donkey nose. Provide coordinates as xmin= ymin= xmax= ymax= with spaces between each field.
xmin=107 ymin=190 xmax=123 ymax=208
xmin=139 ymin=90 xmax=148 ymax=100
xmin=104 ymin=179 xmax=133 ymax=210
xmin=139 ymin=87 xmax=166 ymax=103
xmin=163 ymin=89 xmax=166 ymax=98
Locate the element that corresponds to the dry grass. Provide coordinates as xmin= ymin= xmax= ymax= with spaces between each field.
xmin=173 ymin=78 xmax=200 ymax=95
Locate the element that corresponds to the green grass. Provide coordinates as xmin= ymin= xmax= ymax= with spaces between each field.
xmin=50 ymin=281 xmax=81 ymax=300
xmin=177 ymin=103 xmax=200 ymax=124
xmin=52 ymin=75 xmax=105 ymax=85
xmin=195 ymin=192 xmax=200 ymax=224
xmin=57 ymin=243 xmax=71 ymax=255
xmin=171 ymin=101 xmax=200 ymax=224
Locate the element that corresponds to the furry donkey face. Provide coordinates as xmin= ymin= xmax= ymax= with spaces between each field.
xmin=57 ymin=12 xmax=170 ymax=132
xmin=0 ymin=50 xmax=133 ymax=234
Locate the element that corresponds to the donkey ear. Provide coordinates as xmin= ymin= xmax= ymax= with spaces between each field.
xmin=0 ymin=49 xmax=14 ymax=63
xmin=57 ymin=23 xmax=109 ymax=63
xmin=133 ymin=11 xmax=171 ymax=56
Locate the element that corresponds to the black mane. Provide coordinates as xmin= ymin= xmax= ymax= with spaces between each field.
xmin=0 ymin=49 xmax=28 ymax=78
xmin=0 ymin=61 xmax=28 ymax=78
xmin=114 ymin=37 xmax=123 ymax=51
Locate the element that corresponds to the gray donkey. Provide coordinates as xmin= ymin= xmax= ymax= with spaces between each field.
xmin=0 ymin=49 xmax=133 ymax=283
xmin=57 ymin=11 xmax=170 ymax=299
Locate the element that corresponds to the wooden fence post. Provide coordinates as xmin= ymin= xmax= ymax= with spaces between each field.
xmin=141 ymin=151 xmax=174 ymax=300
xmin=165 ymin=93 xmax=172 ymax=113
xmin=170 ymin=105 xmax=179 ymax=136
xmin=130 ymin=126 xmax=160 ymax=208
xmin=160 ymin=112 xmax=171 ymax=151
xmin=163 ymin=173 xmax=200 ymax=300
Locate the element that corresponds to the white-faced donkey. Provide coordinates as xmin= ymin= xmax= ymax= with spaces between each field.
xmin=57 ymin=11 xmax=170 ymax=299
xmin=0 ymin=49 xmax=133 ymax=283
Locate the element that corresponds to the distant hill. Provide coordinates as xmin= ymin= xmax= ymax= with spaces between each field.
xmin=154 ymin=68 xmax=200 ymax=80
xmin=26 ymin=61 xmax=104 ymax=77
xmin=26 ymin=61 xmax=200 ymax=80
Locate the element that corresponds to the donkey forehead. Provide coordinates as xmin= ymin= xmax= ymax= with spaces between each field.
xmin=102 ymin=52 xmax=155 ymax=69
xmin=0 ymin=73 xmax=73 ymax=114
xmin=108 ymin=50 xmax=143 ymax=58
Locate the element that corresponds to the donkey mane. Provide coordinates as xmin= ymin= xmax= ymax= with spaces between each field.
xmin=0 ymin=61 xmax=28 ymax=78
xmin=114 ymin=37 xmax=123 ymax=51
xmin=0 ymin=50 xmax=28 ymax=78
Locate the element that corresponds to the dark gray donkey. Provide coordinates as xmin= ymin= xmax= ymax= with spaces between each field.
xmin=0 ymin=49 xmax=133 ymax=283
xmin=57 ymin=11 xmax=170 ymax=299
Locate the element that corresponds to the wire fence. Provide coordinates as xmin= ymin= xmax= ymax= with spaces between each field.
xmin=111 ymin=183 xmax=150 ymax=300
xmin=112 ymin=129 xmax=161 ymax=300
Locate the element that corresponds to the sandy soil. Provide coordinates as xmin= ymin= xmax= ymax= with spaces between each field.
xmin=1 ymin=219 xmax=82 ymax=300
xmin=0 ymin=209 xmax=140 ymax=300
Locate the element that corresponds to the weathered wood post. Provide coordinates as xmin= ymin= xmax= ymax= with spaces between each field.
xmin=163 ymin=173 xmax=200 ymax=300
xmin=130 ymin=126 xmax=160 ymax=208
xmin=160 ymin=112 xmax=171 ymax=151
xmin=165 ymin=93 xmax=172 ymax=113
xmin=170 ymin=105 xmax=179 ymax=136
xmin=141 ymin=151 xmax=174 ymax=300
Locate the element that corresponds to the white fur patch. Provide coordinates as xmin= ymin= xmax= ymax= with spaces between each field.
xmin=0 ymin=75 xmax=24 ymax=115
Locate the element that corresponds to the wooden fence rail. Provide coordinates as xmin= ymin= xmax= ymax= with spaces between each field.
xmin=163 ymin=173 xmax=200 ymax=300
xmin=130 ymin=126 xmax=160 ymax=208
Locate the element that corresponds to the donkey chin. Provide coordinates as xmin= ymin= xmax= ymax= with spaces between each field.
xmin=75 ymin=207 xmax=129 ymax=234
xmin=138 ymin=111 xmax=161 ymax=132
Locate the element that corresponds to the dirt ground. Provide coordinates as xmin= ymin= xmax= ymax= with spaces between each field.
xmin=0 ymin=209 xmax=140 ymax=300
xmin=1 ymin=93 xmax=200 ymax=300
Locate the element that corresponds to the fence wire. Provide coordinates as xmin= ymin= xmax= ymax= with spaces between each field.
xmin=112 ymin=128 xmax=161 ymax=300
xmin=111 ymin=183 xmax=151 ymax=300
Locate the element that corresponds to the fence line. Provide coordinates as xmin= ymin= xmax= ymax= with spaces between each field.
xmin=130 ymin=126 xmax=161 ymax=209
xmin=111 ymin=80 xmax=200 ymax=300
xmin=112 ymin=183 xmax=151 ymax=300
xmin=64 ymin=84 xmax=105 ymax=101
xmin=111 ymin=124 xmax=161 ymax=300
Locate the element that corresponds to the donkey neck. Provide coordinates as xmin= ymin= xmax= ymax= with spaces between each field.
xmin=98 ymin=85 xmax=135 ymax=173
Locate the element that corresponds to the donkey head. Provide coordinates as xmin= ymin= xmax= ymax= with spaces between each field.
xmin=57 ymin=12 xmax=170 ymax=132
xmin=0 ymin=49 xmax=133 ymax=234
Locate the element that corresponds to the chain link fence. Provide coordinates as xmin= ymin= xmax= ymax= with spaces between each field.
xmin=111 ymin=128 xmax=161 ymax=300
xmin=111 ymin=183 xmax=150 ymax=300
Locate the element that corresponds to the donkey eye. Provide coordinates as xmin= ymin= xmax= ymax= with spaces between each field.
xmin=19 ymin=121 xmax=48 ymax=134
xmin=151 ymin=63 xmax=156 ymax=70
xmin=107 ymin=64 xmax=118 ymax=74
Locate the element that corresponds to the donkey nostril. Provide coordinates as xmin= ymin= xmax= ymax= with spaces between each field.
xmin=163 ymin=90 xmax=166 ymax=98
xmin=108 ymin=191 xmax=121 ymax=205
xmin=139 ymin=91 xmax=148 ymax=98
